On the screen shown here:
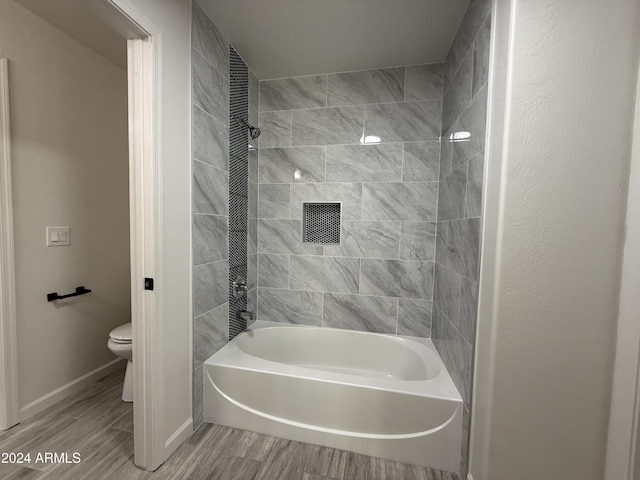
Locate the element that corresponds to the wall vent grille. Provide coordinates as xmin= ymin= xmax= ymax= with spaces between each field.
xmin=303 ymin=203 xmax=341 ymax=244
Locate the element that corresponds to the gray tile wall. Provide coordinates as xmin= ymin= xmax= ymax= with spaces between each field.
xmin=192 ymin=1 xmax=230 ymax=428
xmin=192 ymin=2 xmax=491 ymax=473
xmin=247 ymin=68 xmax=259 ymax=316
xmin=432 ymin=0 xmax=491 ymax=475
xmin=256 ymin=64 xmax=443 ymax=338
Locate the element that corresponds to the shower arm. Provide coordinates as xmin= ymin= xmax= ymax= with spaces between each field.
xmin=231 ymin=114 xmax=261 ymax=140
xmin=232 ymin=114 xmax=251 ymax=130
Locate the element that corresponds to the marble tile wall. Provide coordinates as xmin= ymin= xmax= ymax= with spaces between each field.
xmin=256 ymin=63 xmax=443 ymax=338
xmin=247 ymin=68 xmax=259 ymax=315
xmin=432 ymin=0 xmax=491 ymax=475
xmin=192 ymin=2 xmax=490 ymax=473
xmin=191 ymin=1 xmax=230 ymax=428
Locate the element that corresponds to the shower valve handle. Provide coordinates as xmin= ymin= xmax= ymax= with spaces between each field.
xmin=232 ymin=277 xmax=248 ymax=298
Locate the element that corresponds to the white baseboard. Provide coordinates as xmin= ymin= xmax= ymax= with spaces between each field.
xmin=19 ymin=359 xmax=125 ymax=421
xmin=165 ymin=417 xmax=193 ymax=457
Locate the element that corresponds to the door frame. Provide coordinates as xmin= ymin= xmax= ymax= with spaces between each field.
xmin=0 ymin=1 xmax=168 ymax=471
xmin=94 ymin=0 xmax=167 ymax=470
xmin=126 ymin=32 xmax=165 ymax=472
xmin=0 ymin=58 xmax=19 ymax=432
xmin=605 ymin=63 xmax=640 ymax=480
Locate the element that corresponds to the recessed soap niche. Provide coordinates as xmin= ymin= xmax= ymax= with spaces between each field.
xmin=302 ymin=202 xmax=341 ymax=245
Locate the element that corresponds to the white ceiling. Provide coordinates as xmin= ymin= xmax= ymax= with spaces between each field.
xmin=13 ymin=0 xmax=470 ymax=80
xmin=14 ymin=0 xmax=127 ymax=69
xmin=200 ymin=0 xmax=470 ymax=79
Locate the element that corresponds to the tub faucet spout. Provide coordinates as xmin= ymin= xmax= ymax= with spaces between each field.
xmin=237 ymin=310 xmax=255 ymax=325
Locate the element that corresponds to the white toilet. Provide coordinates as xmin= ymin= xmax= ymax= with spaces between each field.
xmin=107 ymin=322 xmax=133 ymax=402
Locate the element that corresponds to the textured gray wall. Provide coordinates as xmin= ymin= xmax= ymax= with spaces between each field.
xmin=431 ymin=0 xmax=491 ymax=475
xmin=255 ymin=64 xmax=443 ymax=337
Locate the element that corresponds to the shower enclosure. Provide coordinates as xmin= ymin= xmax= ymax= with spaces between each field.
xmin=191 ymin=0 xmax=492 ymax=476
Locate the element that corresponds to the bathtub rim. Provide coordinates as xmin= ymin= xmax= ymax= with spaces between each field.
xmin=205 ymin=320 xmax=463 ymax=403
xmin=237 ymin=320 xmax=439 ymax=381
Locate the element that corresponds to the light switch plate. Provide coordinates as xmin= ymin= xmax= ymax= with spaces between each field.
xmin=46 ymin=226 xmax=70 ymax=246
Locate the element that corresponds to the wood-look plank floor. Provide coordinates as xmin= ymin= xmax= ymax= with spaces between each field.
xmin=0 ymin=371 xmax=460 ymax=480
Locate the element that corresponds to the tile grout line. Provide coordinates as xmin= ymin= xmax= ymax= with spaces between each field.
xmin=258 ymin=140 xmax=439 ymax=152
xmin=259 ymin=251 xmax=435 ymax=264
xmin=289 ymin=110 xmax=293 ymax=147
xmin=193 ymin=103 xmax=230 ymax=138
xmin=442 ymin=80 xmax=487 ymax=144
xmin=432 ymin=69 xmax=444 ymax=323
xmin=251 ymin=179 xmax=441 ymax=186
xmin=193 ymin=46 xmax=231 ymax=83
xmin=362 ymin=99 xmax=367 ymax=145
xmin=194 ymin=258 xmax=229 ymax=268
xmin=400 ymin=140 xmax=406 ymax=182
xmin=258 ymin=137 xmax=442 ymax=149
xmin=258 ymin=217 xmax=438 ymax=223
xmin=193 ymin=212 xmax=228 ymax=218
xmin=261 ymin=60 xmax=442 ymax=82
xmin=259 ymin=97 xmax=440 ymax=114
xmin=325 ymin=74 xmax=329 ymax=107
xmin=395 ymin=297 xmax=400 ymax=335
xmin=463 ymin=159 xmax=470 ymax=218
xmin=324 ymin=146 xmax=328 ymax=182
xmin=193 ymin=157 xmax=231 ymax=175
xmin=444 ymin=14 xmax=488 ymax=100
xmin=403 ymin=65 xmax=408 ymax=102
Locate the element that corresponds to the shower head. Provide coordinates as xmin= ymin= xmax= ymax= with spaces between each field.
xmin=248 ymin=125 xmax=261 ymax=140
xmin=235 ymin=115 xmax=261 ymax=139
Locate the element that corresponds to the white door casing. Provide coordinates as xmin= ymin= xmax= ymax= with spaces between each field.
xmin=0 ymin=58 xmax=20 ymax=432
xmin=605 ymin=61 xmax=640 ymax=480
xmin=101 ymin=0 xmax=167 ymax=469
xmin=0 ymin=1 xmax=171 ymax=471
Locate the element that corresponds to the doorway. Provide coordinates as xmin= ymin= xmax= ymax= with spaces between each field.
xmin=0 ymin=0 xmax=171 ymax=471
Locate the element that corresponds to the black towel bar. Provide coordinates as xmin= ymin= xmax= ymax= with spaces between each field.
xmin=47 ymin=286 xmax=92 ymax=302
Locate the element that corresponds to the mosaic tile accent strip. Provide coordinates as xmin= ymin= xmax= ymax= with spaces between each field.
xmin=229 ymin=46 xmax=249 ymax=339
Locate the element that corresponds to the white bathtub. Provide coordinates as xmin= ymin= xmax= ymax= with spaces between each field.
xmin=203 ymin=321 xmax=462 ymax=472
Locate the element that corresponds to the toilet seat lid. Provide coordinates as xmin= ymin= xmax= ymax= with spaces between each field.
xmin=109 ymin=322 xmax=132 ymax=342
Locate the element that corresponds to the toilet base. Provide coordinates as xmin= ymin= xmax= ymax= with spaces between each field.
xmin=122 ymin=360 xmax=133 ymax=402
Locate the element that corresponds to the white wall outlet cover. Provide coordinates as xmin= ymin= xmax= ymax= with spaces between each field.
xmin=46 ymin=226 xmax=70 ymax=246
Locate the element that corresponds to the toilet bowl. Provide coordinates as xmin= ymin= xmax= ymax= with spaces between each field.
xmin=107 ymin=322 xmax=133 ymax=402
